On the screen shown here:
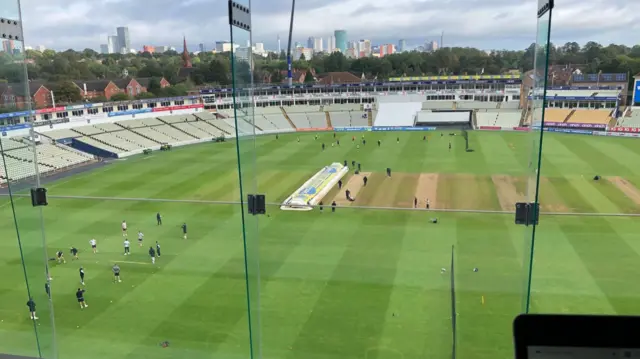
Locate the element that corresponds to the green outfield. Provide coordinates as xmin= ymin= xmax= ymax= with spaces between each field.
xmin=1 ymin=130 xmax=640 ymax=359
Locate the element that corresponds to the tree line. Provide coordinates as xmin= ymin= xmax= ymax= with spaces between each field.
xmin=0 ymin=41 xmax=638 ymax=94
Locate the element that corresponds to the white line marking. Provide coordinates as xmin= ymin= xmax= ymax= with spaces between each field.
xmin=111 ymin=260 xmax=152 ymax=265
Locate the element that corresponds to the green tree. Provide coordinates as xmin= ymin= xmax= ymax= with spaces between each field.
xmin=135 ymin=92 xmax=156 ymax=99
xmin=52 ymin=81 xmax=82 ymax=104
xmin=303 ymin=71 xmax=314 ymax=83
xmin=110 ymin=93 xmax=130 ymax=102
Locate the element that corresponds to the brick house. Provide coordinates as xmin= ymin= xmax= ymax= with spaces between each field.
xmin=0 ymin=81 xmax=53 ymax=109
xmin=113 ymin=78 xmax=145 ymax=97
xmin=73 ymin=80 xmax=120 ymax=100
xmin=136 ymin=77 xmax=171 ymax=91
xmin=317 ymin=71 xmax=361 ymax=85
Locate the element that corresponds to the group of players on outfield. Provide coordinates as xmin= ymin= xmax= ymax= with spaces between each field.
xmin=28 ymin=213 xmax=189 ymax=319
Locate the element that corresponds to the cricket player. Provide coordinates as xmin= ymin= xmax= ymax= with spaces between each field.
xmin=157 ymin=212 xmax=162 ymax=225
xmin=138 ymin=230 xmax=144 ymax=247
xmin=79 ymin=267 xmax=85 ymax=285
xmin=124 ymin=239 xmax=130 ymax=255
xmin=156 ymin=241 xmax=161 ymax=257
xmin=149 ymin=246 xmax=156 ymax=264
xmin=181 ymin=223 xmax=188 ymax=240
xmin=70 ymin=247 xmax=79 ymax=260
xmin=112 ymin=264 xmax=121 ymax=283
xmin=27 ymin=298 xmax=38 ymax=320
xmin=90 ymin=238 xmax=97 ymax=254
xmin=122 ymin=220 xmax=128 ymax=237
xmin=76 ymin=288 xmax=88 ymax=309
xmin=56 ymin=250 xmax=66 ymax=264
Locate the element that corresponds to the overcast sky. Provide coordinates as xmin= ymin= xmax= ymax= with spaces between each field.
xmin=9 ymin=0 xmax=640 ymax=52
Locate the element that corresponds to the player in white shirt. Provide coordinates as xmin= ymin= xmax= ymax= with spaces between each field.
xmin=123 ymin=239 xmax=130 ymax=255
xmin=138 ymin=231 xmax=144 ymax=247
xmin=89 ymin=238 xmax=97 ymax=254
xmin=121 ymin=221 xmax=128 ymax=237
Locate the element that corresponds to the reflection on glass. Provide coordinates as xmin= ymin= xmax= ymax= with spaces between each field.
xmin=0 ymin=1 xmax=56 ymax=357
xmin=229 ymin=1 xmax=262 ymax=358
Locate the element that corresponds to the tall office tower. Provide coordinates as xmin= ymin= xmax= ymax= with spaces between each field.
xmin=398 ymin=39 xmax=406 ymax=52
xmin=107 ymin=36 xmax=118 ymax=54
xmin=116 ymin=27 xmax=131 ymax=53
xmin=198 ymin=43 xmax=205 ymax=52
xmin=326 ymin=35 xmax=335 ymax=52
xmin=307 ymin=37 xmax=315 ymax=49
xmin=313 ymin=37 xmax=323 ymax=53
xmin=334 ymin=30 xmax=347 ymax=53
xmin=277 ymin=35 xmax=281 ymax=53
xmin=100 ymin=44 xmax=109 ymax=54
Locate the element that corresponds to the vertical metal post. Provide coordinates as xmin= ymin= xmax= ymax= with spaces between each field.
xmin=286 ymin=0 xmax=296 ymax=87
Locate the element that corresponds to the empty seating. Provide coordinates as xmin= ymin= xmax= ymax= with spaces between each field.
xmin=307 ymin=113 xmax=327 ymax=128
xmin=618 ymin=109 xmax=640 ymax=128
xmin=93 ymin=123 xmax=122 ymax=132
xmin=569 ymin=110 xmax=611 ymax=125
xmin=171 ymin=122 xmax=212 ymax=139
xmin=189 ymin=121 xmax=225 ymax=136
xmin=287 ymin=113 xmax=311 ymax=128
xmin=457 ymin=101 xmax=498 ymax=110
xmin=263 ymin=114 xmax=292 ymax=129
xmin=330 ymin=112 xmax=351 ymax=127
xmin=422 ymin=101 xmax=454 ymax=110
xmin=73 ymin=125 xmax=104 ymax=136
xmin=350 ymin=112 xmax=369 ymax=126
xmin=544 ymin=109 xmax=573 ymax=123
xmin=40 ymin=128 xmax=81 ymax=140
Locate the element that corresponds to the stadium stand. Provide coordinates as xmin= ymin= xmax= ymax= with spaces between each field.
xmin=457 ymin=101 xmax=498 ymax=110
xmin=617 ymin=108 xmax=640 ymax=128
xmin=423 ymin=101 xmax=455 ymax=110
xmin=329 ymin=112 xmax=351 ymax=127
xmin=568 ymin=109 xmax=612 ymax=125
xmin=73 ymin=125 xmax=104 ymax=136
xmin=171 ymin=122 xmax=213 ymax=139
xmin=544 ymin=109 xmax=574 ymax=123
xmin=286 ymin=111 xmax=312 ymax=128
xmin=0 ymin=142 xmax=94 ymax=183
xmin=307 ymin=112 xmax=328 ymax=128
xmin=40 ymin=128 xmax=82 ymax=140
xmin=375 ymin=102 xmax=422 ymax=126
xmin=351 ymin=112 xmax=369 ymax=127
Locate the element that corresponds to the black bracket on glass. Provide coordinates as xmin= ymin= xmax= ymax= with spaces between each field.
xmin=247 ymin=194 xmax=265 ymax=215
xmin=30 ymin=187 xmax=48 ymax=207
xmin=515 ymin=202 xmax=539 ymax=226
xmin=228 ymin=1 xmax=251 ymax=31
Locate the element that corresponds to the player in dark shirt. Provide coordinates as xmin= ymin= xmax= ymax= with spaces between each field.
xmin=56 ymin=250 xmax=66 ymax=264
xmin=331 ymin=201 xmax=336 ymax=212
xmin=45 ymin=282 xmax=50 ymax=297
xmin=156 ymin=241 xmax=161 ymax=257
xmin=112 ymin=264 xmax=121 ymax=283
xmin=181 ymin=223 xmax=188 ymax=240
xmin=27 ymin=297 xmax=37 ymax=319
xmin=79 ymin=267 xmax=85 ymax=285
xmin=156 ymin=212 xmax=162 ymax=225
xmin=149 ymin=246 xmax=156 ymax=264
xmin=76 ymin=288 xmax=87 ymax=309
xmin=322 ymin=143 xmax=325 ymax=151
xmin=449 ymin=141 xmax=452 ymax=151
xmin=70 ymin=247 xmax=78 ymax=260
xmin=414 ymin=197 xmax=418 ymax=208
xmin=377 ymin=139 xmax=381 ymax=147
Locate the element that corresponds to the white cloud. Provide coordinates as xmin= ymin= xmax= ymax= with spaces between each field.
xmin=10 ymin=0 xmax=640 ymax=51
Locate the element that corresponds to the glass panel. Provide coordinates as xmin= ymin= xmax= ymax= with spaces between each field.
xmin=0 ymin=1 xmax=56 ymax=357
xmin=228 ymin=1 xmax=261 ymax=358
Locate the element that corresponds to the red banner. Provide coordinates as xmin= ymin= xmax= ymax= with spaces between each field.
xmin=611 ymin=127 xmax=640 ymax=133
xmin=36 ymin=106 xmax=65 ymax=114
xmin=513 ymin=127 xmax=529 ymax=131
xmin=479 ymin=126 xmax=501 ymax=130
xmin=152 ymin=104 xmax=204 ymax=112
xmin=296 ymin=127 xmax=333 ymax=132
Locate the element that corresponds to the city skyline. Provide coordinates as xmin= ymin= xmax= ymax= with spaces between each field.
xmin=12 ymin=0 xmax=640 ymax=52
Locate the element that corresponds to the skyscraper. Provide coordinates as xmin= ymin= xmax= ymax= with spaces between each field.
xmin=277 ymin=35 xmax=281 ymax=54
xmin=100 ymin=44 xmax=109 ymax=54
xmin=307 ymin=37 xmax=315 ymax=49
xmin=326 ymin=36 xmax=335 ymax=53
xmin=313 ymin=38 xmax=323 ymax=53
xmin=116 ymin=27 xmax=130 ymax=53
xmin=334 ymin=30 xmax=347 ymax=53
xmin=198 ymin=43 xmax=205 ymax=52
xmin=107 ymin=36 xmax=118 ymax=54
xmin=398 ymin=39 xmax=406 ymax=53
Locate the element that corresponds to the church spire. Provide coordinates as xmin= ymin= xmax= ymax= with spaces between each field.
xmin=182 ymin=36 xmax=192 ymax=68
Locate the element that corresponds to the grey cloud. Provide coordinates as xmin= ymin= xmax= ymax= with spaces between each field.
xmin=12 ymin=0 xmax=640 ymax=52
